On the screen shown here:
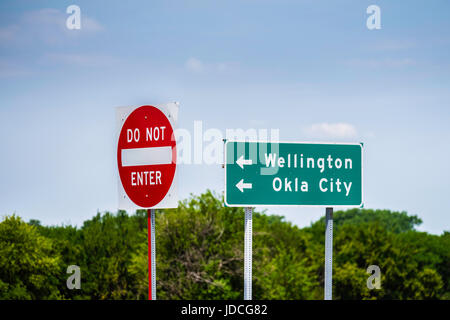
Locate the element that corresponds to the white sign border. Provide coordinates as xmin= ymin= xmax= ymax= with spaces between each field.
xmin=223 ymin=140 xmax=364 ymax=208
xmin=116 ymin=102 xmax=179 ymax=210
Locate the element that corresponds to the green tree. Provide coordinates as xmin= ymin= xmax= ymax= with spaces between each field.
xmin=131 ymin=191 xmax=244 ymax=299
xmin=0 ymin=215 xmax=62 ymax=299
xmin=76 ymin=210 xmax=146 ymax=299
xmin=1 ymin=192 xmax=448 ymax=300
xmin=332 ymin=223 xmax=445 ymax=299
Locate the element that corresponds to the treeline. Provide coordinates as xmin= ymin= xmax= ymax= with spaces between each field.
xmin=0 ymin=191 xmax=449 ymax=299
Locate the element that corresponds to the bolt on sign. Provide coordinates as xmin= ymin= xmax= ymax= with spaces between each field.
xmin=224 ymin=141 xmax=363 ymax=207
xmin=117 ymin=103 xmax=179 ymax=209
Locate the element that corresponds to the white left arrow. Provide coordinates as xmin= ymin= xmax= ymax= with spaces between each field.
xmin=236 ymin=179 xmax=252 ymax=192
xmin=236 ymin=155 xmax=253 ymax=169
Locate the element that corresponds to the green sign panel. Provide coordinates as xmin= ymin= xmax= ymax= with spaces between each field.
xmin=224 ymin=141 xmax=363 ymax=207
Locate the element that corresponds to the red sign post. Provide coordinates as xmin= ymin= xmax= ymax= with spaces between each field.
xmin=117 ymin=104 xmax=178 ymax=300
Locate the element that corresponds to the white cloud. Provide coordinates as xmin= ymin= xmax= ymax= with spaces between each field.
xmin=21 ymin=8 xmax=104 ymax=33
xmin=249 ymin=119 xmax=266 ymax=127
xmin=302 ymin=123 xmax=358 ymax=140
xmin=81 ymin=16 xmax=104 ymax=32
xmin=184 ymin=57 xmax=237 ymax=74
xmin=0 ymin=8 xmax=104 ymax=46
xmin=346 ymin=58 xmax=416 ymax=68
xmin=370 ymin=40 xmax=416 ymax=51
xmin=185 ymin=57 xmax=204 ymax=73
xmin=41 ymin=53 xmax=118 ymax=67
xmin=0 ymin=59 xmax=31 ymax=78
xmin=0 ymin=25 xmax=19 ymax=42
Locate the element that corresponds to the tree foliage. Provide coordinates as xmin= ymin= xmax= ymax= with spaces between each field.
xmin=0 ymin=216 xmax=61 ymax=299
xmin=0 ymin=191 xmax=448 ymax=299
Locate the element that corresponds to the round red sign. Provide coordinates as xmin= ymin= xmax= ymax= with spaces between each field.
xmin=117 ymin=105 xmax=177 ymax=207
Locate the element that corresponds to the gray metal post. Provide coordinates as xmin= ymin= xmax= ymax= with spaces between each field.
xmin=244 ymin=207 xmax=253 ymax=300
xmin=324 ymin=207 xmax=333 ymax=300
xmin=151 ymin=209 xmax=157 ymax=300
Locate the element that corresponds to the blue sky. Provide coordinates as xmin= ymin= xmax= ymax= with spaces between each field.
xmin=0 ymin=0 xmax=449 ymax=234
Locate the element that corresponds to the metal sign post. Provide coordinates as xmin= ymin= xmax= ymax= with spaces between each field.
xmin=117 ymin=103 xmax=179 ymax=301
xmin=324 ymin=207 xmax=333 ymax=300
xmin=223 ymin=140 xmax=363 ymax=301
xmin=148 ymin=209 xmax=157 ymax=300
xmin=244 ymin=207 xmax=253 ymax=300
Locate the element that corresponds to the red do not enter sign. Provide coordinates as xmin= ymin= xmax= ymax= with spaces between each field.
xmin=117 ymin=105 xmax=177 ymax=208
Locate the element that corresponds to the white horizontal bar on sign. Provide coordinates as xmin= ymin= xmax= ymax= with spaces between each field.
xmin=121 ymin=146 xmax=173 ymax=167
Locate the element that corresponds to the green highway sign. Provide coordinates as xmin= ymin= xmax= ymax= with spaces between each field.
xmin=224 ymin=141 xmax=363 ymax=207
